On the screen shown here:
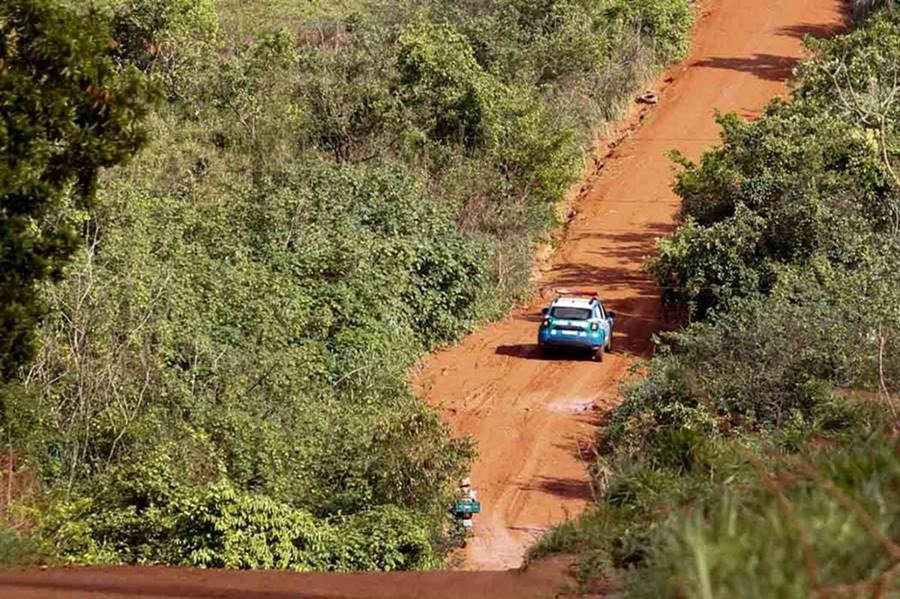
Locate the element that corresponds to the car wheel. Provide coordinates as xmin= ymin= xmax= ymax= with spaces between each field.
xmin=592 ymin=348 xmax=603 ymax=362
xmin=605 ymin=335 xmax=613 ymax=353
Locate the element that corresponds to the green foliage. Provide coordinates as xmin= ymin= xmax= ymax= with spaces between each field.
xmin=294 ymin=27 xmax=397 ymax=162
xmin=604 ymin=0 xmax=693 ymax=62
xmin=651 ymin=205 xmax=766 ymax=318
xmin=609 ymin=254 xmax=900 ymax=459
xmin=328 ymin=506 xmax=437 ymax=571
xmin=0 ymin=527 xmax=47 ymax=567
xmin=0 ymin=0 xmax=153 ymax=379
xmin=1 ymin=0 xmax=694 ymax=570
xmin=654 ymin=107 xmax=893 ymax=318
xmin=849 ymin=0 xmax=897 ymax=23
xmin=174 ymin=484 xmax=330 ymax=570
xmin=16 ymin=479 xmax=437 ymax=571
xmin=395 ymin=20 xmax=582 ymax=207
xmin=534 ymin=401 xmax=896 ymax=594
xmin=797 ymin=8 xmax=900 ymax=128
xmin=13 ymin=494 xmax=117 ymax=564
xmin=628 ymin=436 xmax=900 ymax=598
xmin=172 ymin=485 xmax=434 ymax=571
xmin=111 ymin=0 xmax=218 ymax=71
xmin=18 ymin=162 xmax=475 ymax=508
xmin=397 ymin=22 xmax=503 ymax=147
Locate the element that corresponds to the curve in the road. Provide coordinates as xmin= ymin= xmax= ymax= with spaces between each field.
xmin=414 ymin=0 xmax=847 ymax=571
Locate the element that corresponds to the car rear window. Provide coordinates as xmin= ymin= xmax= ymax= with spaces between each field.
xmin=550 ymin=307 xmax=591 ymax=320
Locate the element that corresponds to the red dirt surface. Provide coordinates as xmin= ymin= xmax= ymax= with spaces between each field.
xmin=0 ymin=0 xmax=847 ymax=596
xmin=0 ymin=557 xmax=574 ymax=598
xmin=414 ymin=0 xmax=847 ymax=571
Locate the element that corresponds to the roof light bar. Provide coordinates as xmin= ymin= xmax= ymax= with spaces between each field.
xmin=555 ymin=288 xmax=598 ymax=297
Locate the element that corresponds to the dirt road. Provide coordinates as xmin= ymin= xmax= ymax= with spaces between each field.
xmin=414 ymin=0 xmax=847 ymax=571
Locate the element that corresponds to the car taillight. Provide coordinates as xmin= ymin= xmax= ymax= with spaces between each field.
xmin=590 ymin=322 xmax=599 ymax=331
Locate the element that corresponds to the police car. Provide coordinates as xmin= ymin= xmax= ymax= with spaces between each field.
xmin=537 ymin=289 xmax=615 ymax=361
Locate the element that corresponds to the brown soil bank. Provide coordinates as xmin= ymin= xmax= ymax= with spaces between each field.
xmin=0 ymin=557 xmax=572 ymax=598
xmin=414 ymin=0 xmax=847 ymax=571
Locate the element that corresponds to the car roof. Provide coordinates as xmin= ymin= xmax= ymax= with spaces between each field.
xmin=550 ymin=296 xmax=596 ymax=309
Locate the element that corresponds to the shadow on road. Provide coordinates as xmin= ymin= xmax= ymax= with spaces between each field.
xmin=692 ymin=53 xmax=800 ymax=82
xmin=518 ymin=476 xmax=594 ymax=502
xmin=495 ymin=344 xmax=595 ymax=361
xmin=777 ymin=22 xmax=845 ymax=39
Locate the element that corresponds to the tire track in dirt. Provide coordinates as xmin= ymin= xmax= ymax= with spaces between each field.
xmin=413 ymin=0 xmax=847 ymax=571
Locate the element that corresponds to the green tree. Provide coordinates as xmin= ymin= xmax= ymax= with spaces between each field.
xmin=397 ymin=22 xmax=505 ymax=147
xmin=111 ymin=0 xmax=218 ymax=72
xmin=653 ymin=106 xmax=894 ymax=318
xmin=0 ymin=0 xmax=153 ymax=379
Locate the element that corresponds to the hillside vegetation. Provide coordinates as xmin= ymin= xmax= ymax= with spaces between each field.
xmin=0 ymin=0 xmax=692 ymax=568
xmin=534 ymin=6 xmax=900 ymax=596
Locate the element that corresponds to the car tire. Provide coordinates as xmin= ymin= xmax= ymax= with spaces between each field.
xmin=592 ymin=348 xmax=603 ymax=362
xmin=605 ymin=335 xmax=613 ymax=353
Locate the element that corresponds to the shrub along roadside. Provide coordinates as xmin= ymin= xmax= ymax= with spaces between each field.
xmin=10 ymin=480 xmax=437 ymax=571
xmin=532 ymin=8 xmax=900 ymax=596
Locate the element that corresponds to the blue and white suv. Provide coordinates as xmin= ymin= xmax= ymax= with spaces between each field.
xmin=537 ymin=290 xmax=615 ymax=361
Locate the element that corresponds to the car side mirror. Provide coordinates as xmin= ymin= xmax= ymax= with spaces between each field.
xmin=541 ymin=307 xmax=549 ymax=315
xmin=607 ymin=311 xmax=616 ymax=319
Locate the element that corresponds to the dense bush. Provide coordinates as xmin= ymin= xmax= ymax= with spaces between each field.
xmin=653 ymin=108 xmax=894 ymax=319
xmin=13 ymin=161 xmax=476 ymax=522
xmin=15 ymin=478 xmax=436 ymax=570
xmin=610 ymin=254 xmax=900 ymax=455
xmin=111 ymin=0 xmax=218 ymax=71
xmin=850 ymin=0 xmax=897 ymax=22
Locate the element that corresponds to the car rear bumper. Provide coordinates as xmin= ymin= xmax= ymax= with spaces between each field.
xmin=538 ymin=328 xmax=605 ymax=349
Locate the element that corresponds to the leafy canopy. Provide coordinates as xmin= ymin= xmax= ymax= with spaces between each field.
xmin=0 ymin=0 xmax=153 ymax=378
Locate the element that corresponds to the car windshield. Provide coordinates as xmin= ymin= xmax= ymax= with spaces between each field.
xmin=550 ymin=307 xmax=592 ymax=320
